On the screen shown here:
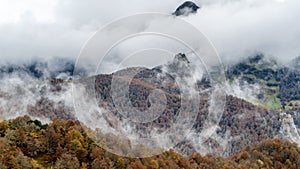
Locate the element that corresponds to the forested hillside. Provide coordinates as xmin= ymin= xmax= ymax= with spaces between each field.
xmin=0 ymin=116 xmax=300 ymax=169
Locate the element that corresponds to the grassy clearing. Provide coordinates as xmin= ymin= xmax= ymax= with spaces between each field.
xmin=254 ymin=94 xmax=281 ymax=110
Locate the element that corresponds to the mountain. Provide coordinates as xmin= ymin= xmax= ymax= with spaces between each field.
xmin=173 ymin=1 xmax=200 ymax=16
xmin=0 ymin=52 xmax=299 ymax=163
xmin=226 ymin=54 xmax=299 ymax=110
xmin=0 ymin=58 xmax=85 ymax=80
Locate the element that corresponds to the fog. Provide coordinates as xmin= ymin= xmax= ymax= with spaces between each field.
xmin=0 ymin=0 xmax=299 ymax=67
xmin=0 ymin=0 xmax=299 ymax=157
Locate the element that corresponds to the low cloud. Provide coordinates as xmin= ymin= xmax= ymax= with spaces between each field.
xmin=188 ymin=0 xmax=300 ymax=65
xmin=0 ymin=0 xmax=299 ymax=67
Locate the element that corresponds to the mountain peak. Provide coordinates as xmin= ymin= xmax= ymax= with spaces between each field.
xmin=173 ymin=1 xmax=200 ymax=16
xmin=248 ymin=53 xmax=264 ymax=64
xmin=174 ymin=53 xmax=190 ymax=64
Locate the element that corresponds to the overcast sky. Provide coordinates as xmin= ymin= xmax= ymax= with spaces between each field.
xmin=0 ymin=0 xmax=299 ymax=65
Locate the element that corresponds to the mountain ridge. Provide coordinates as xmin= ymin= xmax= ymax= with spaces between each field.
xmin=0 ymin=53 xmax=299 ymax=158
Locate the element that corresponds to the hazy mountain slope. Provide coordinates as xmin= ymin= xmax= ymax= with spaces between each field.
xmin=226 ymin=54 xmax=299 ymax=110
xmin=0 ymin=53 xmax=298 ymax=158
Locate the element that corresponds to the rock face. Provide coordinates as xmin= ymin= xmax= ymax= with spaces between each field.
xmin=173 ymin=53 xmax=190 ymax=64
xmin=173 ymin=1 xmax=200 ymax=16
xmin=279 ymin=112 xmax=300 ymax=145
xmin=166 ymin=53 xmax=194 ymax=78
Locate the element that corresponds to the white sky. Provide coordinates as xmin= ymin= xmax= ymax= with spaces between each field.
xmin=0 ymin=0 xmax=58 ymax=23
xmin=0 ymin=0 xmax=298 ymax=65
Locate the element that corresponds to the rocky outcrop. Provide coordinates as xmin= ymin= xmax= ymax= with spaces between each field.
xmin=173 ymin=1 xmax=200 ymax=16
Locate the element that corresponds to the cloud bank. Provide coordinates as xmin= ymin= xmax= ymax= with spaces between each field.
xmin=189 ymin=0 xmax=300 ymax=64
xmin=0 ymin=0 xmax=299 ymax=66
